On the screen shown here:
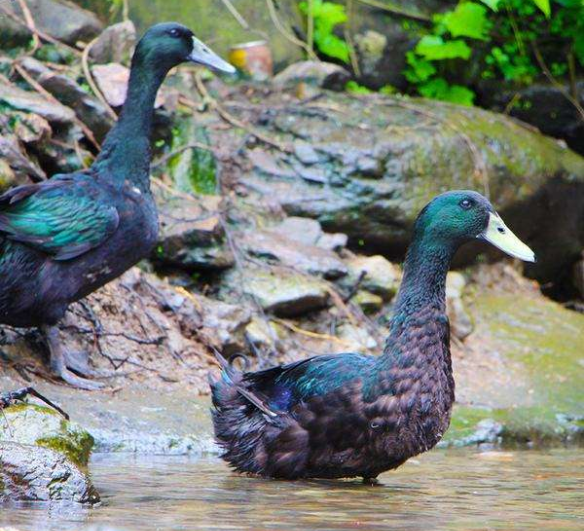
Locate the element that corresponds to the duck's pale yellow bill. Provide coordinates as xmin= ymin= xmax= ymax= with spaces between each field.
xmin=481 ymin=212 xmax=536 ymax=263
xmin=188 ymin=36 xmax=236 ymax=74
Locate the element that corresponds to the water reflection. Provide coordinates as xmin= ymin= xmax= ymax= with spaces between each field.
xmin=1 ymin=448 xmax=582 ymax=531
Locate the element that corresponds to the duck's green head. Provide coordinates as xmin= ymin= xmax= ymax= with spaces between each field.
xmin=414 ymin=190 xmax=535 ymax=262
xmin=134 ymin=22 xmax=236 ymax=74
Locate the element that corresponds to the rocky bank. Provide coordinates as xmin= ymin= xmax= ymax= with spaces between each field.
xmin=0 ymin=2 xmax=583 ymax=504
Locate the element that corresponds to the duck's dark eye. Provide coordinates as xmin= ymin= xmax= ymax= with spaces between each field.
xmin=168 ymin=28 xmax=181 ymax=38
xmin=459 ymin=198 xmax=473 ymax=210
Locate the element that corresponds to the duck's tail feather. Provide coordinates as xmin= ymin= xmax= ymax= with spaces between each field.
xmin=211 ymin=348 xmax=278 ymax=418
xmin=210 ymin=349 xmax=283 ymax=474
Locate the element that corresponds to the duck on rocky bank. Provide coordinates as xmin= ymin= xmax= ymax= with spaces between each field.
xmin=0 ymin=23 xmax=235 ymax=389
xmin=211 ymin=190 xmax=535 ymax=483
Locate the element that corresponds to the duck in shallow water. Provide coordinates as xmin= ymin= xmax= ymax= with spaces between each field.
xmin=211 ymin=190 xmax=536 ymax=482
xmin=0 ymin=23 xmax=235 ymax=389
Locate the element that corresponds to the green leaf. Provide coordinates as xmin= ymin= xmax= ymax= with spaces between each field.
xmin=314 ymin=31 xmax=350 ymax=62
xmin=478 ymin=0 xmax=501 ymax=11
xmin=345 ymin=81 xmax=372 ymax=94
xmin=415 ymin=36 xmax=472 ymax=60
xmin=574 ymin=31 xmax=584 ymax=66
xmin=299 ymin=0 xmax=350 ymax=63
xmin=418 ymin=78 xmax=475 ymax=106
xmin=531 ymin=0 xmax=551 ymax=17
xmin=405 ymin=51 xmax=437 ymax=83
xmin=443 ymin=2 xmax=490 ymax=40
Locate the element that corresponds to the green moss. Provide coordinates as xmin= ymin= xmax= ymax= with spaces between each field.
xmin=168 ymin=121 xmax=217 ymax=195
xmin=36 ymin=430 xmax=94 ymax=468
xmin=443 ymin=292 xmax=584 ymax=448
xmin=2 ymin=404 xmax=94 ymax=467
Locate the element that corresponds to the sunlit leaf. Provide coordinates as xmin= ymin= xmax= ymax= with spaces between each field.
xmin=418 ymin=78 xmax=475 ymax=106
xmin=574 ymin=31 xmax=584 ymax=66
xmin=443 ymin=3 xmax=490 ymax=40
xmin=479 ymin=0 xmax=501 ymax=11
xmin=415 ymin=36 xmax=472 ymax=60
xmin=299 ymin=0 xmax=350 ymax=62
xmin=345 ymin=81 xmax=372 ymax=94
xmin=531 ymin=0 xmax=551 ymax=17
xmin=405 ymin=51 xmax=437 ymax=82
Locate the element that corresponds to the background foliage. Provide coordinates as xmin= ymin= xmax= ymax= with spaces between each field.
xmin=299 ymin=0 xmax=584 ymax=106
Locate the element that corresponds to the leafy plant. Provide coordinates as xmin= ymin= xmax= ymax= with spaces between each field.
xmin=299 ymin=0 xmax=350 ymax=62
xmin=403 ymin=0 xmax=583 ymax=106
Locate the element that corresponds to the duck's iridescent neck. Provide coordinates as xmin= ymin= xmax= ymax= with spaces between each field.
xmin=390 ymin=238 xmax=454 ymax=335
xmin=93 ymin=56 xmax=169 ymax=191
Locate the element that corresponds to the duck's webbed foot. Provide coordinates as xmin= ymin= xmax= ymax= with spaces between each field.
xmin=42 ymin=325 xmax=105 ymax=390
xmin=0 ymin=387 xmax=69 ymax=419
xmin=362 ymin=476 xmax=380 ymax=486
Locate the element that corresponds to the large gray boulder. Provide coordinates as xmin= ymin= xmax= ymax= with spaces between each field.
xmin=199 ymin=86 xmax=584 ymax=288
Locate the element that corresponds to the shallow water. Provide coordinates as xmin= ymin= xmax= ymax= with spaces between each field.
xmin=1 ymin=448 xmax=582 ymax=531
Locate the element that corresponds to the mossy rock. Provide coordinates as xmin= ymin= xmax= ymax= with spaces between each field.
xmin=229 ymin=87 xmax=584 ymax=290
xmin=0 ymin=404 xmax=94 ymax=467
xmin=443 ymin=290 xmax=584 ymax=447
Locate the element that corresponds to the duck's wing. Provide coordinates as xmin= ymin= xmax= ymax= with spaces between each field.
xmin=243 ymin=353 xmax=375 ymax=415
xmin=0 ymin=174 xmax=119 ymax=260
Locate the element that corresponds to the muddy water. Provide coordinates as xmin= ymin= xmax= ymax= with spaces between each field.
xmin=1 ymin=448 xmax=582 ymax=531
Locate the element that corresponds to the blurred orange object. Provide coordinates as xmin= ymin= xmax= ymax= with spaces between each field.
xmin=229 ymin=41 xmax=273 ymax=81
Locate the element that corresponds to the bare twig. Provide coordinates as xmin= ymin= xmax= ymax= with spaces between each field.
xmin=12 ymin=61 xmax=102 ymax=151
xmin=306 ymin=0 xmax=315 ymax=57
xmin=271 ymin=317 xmax=350 ymax=345
xmin=345 ymin=0 xmax=362 ymax=78
xmin=152 ymin=141 xmax=217 ymax=169
xmin=81 ymin=37 xmax=118 ymax=121
xmin=266 ymin=0 xmax=319 ymax=60
xmin=354 ymin=0 xmax=431 ymax=21
xmin=219 ymin=0 xmax=250 ymax=29
xmin=15 ymin=0 xmax=40 ymax=54
xmin=532 ymin=41 xmax=584 ymax=122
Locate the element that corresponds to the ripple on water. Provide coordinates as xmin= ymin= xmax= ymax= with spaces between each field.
xmin=0 ymin=448 xmax=583 ymax=531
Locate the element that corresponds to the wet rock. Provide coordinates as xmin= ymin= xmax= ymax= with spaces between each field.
xmin=8 ymin=110 xmax=52 ymax=145
xmin=198 ymin=296 xmax=252 ymax=354
xmin=7 ymin=0 xmax=103 ymax=45
xmin=244 ymin=316 xmax=277 ymax=350
xmin=91 ymin=62 xmax=173 ymax=109
xmin=440 ymin=418 xmax=503 ymax=448
xmin=240 ymin=229 xmax=347 ymax=279
xmin=0 ymin=442 xmax=100 ymax=504
xmin=19 ymin=57 xmax=114 ymax=142
xmin=155 ymin=191 xmax=234 ymax=270
xmin=0 ymin=404 xmax=99 ymax=504
xmin=344 ymin=255 xmax=400 ymax=301
xmin=446 ymin=272 xmax=473 ymax=340
xmin=90 ymin=21 xmax=137 ymax=65
xmin=231 ymin=87 xmax=584 ymax=288
xmin=269 ymin=216 xmax=348 ymax=252
xmin=0 ymin=77 xmax=76 ymax=125
xmin=91 ymin=63 xmax=130 ymax=108
xmin=572 ymin=251 xmax=584 ymax=299
xmin=273 ymin=61 xmax=351 ymax=90
xmin=0 ymin=404 xmax=94 ymax=467
xmin=226 ymin=268 xmax=330 ymax=317
xmin=483 ymin=81 xmax=584 ymax=156
xmin=351 ymin=289 xmax=383 ymax=314
xmin=336 ymin=323 xmax=379 ymax=354
xmin=0 ymin=131 xmax=46 ymax=181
